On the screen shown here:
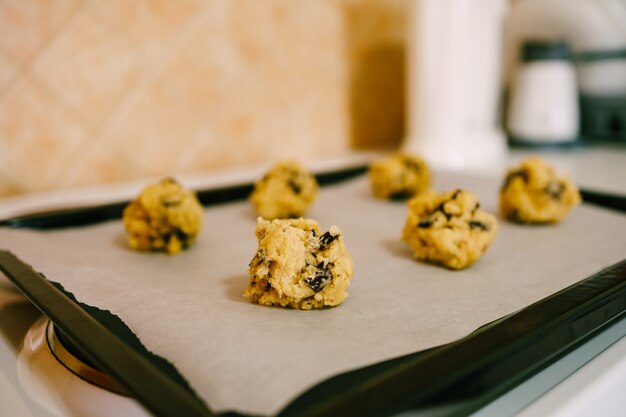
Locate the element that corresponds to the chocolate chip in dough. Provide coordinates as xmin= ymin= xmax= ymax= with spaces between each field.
xmin=304 ymin=262 xmax=333 ymax=292
xmin=417 ymin=220 xmax=433 ymax=228
xmin=469 ymin=221 xmax=489 ymax=231
xmin=288 ymin=178 xmax=302 ymax=194
xmin=319 ymin=231 xmax=338 ymax=249
xmin=502 ymin=170 xmax=529 ymax=190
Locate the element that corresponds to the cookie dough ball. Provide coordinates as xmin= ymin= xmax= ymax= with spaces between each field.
xmin=402 ymin=190 xmax=498 ymax=270
xmin=246 ymin=218 xmax=354 ymax=309
xmin=369 ymin=153 xmax=431 ymax=200
xmin=500 ymin=158 xmax=581 ymax=224
xmin=250 ymin=161 xmax=319 ymax=219
xmin=123 ymin=178 xmax=203 ymax=255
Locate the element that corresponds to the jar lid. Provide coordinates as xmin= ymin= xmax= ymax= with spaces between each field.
xmin=522 ymin=40 xmax=572 ymax=62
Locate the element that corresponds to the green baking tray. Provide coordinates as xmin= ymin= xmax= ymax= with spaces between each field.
xmin=1 ymin=165 xmax=625 ymax=417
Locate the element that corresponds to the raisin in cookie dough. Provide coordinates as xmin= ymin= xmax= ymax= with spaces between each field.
xmin=250 ymin=161 xmax=319 ymax=219
xmin=402 ymin=190 xmax=498 ymax=270
xmin=123 ymin=178 xmax=203 ymax=255
xmin=369 ymin=153 xmax=431 ymax=200
xmin=245 ymin=218 xmax=354 ymax=309
xmin=500 ymin=158 xmax=581 ymax=224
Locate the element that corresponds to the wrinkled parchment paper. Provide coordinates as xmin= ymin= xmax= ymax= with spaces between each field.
xmin=1 ymin=173 xmax=625 ymax=416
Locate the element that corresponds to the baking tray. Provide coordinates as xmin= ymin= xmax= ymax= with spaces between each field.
xmin=1 ymin=166 xmax=625 ymax=417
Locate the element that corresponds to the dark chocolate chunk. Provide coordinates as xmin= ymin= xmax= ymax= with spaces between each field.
xmin=249 ymin=252 xmax=264 ymax=268
xmin=176 ymin=230 xmax=189 ymax=240
xmin=472 ymin=202 xmax=480 ymax=214
xmin=544 ymin=181 xmax=565 ymax=200
xmin=304 ymin=262 xmax=333 ymax=292
xmin=507 ymin=209 xmax=523 ymax=223
xmin=432 ymin=191 xmax=461 ymax=217
xmin=287 ymin=178 xmax=302 ymax=194
xmin=157 ymin=231 xmax=189 ymax=249
xmin=434 ymin=202 xmax=452 ymax=220
xmin=389 ymin=189 xmax=413 ymax=200
xmin=417 ymin=220 xmax=433 ymax=228
xmin=174 ymin=230 xmax=190 ymax=248
xmin=469 ymin=220 xmax=489 ymax=231
xmin=319 ymin=231 xmax=338 ymax=248
xmin=502 ymin=169 xmax=529 ymax=190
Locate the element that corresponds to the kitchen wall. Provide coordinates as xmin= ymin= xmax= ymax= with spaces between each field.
xmin=0 ymin=0 xmax=407 ymax=196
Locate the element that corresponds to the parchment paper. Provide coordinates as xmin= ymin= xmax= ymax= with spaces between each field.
xmin=1 ymin=173 xmax=625 ymax=416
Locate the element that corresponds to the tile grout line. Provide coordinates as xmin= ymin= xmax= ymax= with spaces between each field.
xmin=165 ymin=1 xmax=242 ymax=175
xmin=55 ymin=1 xmax=219 ymax=188
xmin=0 ymin=0 xmax=88 ymax=191
xmin=45 ymin=0 xmax=149 ymax=187
xmin=31 ymin=1 xmax=135 ymax=128
xmin=0 ymin=45 xmax=21 ymax=96
xmin=91 ymin=2 xmax=221 ymax=175
xmin=0 ymin=0 xmax=86 ymax=113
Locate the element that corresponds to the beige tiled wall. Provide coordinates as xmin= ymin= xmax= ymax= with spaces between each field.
xmin=0 ymin=0 xmax=407 ymax=196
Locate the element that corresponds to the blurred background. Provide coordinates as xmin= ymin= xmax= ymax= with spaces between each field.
xmin=0 ymin=0 xmax=407 ymax=196
xmin=0 ymin=0 xmax=624 ymax=197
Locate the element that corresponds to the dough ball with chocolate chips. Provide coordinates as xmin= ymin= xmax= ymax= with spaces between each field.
xmin=250 ymin=161 xmax=319 ymax=219
xmin=245 ymin=218 xmax=354 ymax=309
xmin=369 ymin=153 xmax=431 ymax=200
xmin=500 ymin=158 xmax=581 ymax=224
xmin=123 ymin=178 xmax=203 ymax=255
xmin=402 ymin=190 xmax=498 ymax=270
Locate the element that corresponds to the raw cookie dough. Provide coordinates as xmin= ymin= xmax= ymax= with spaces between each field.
xmin=246 ymin=218 xmax=354 ymax=309
xmin=123 ymin=178 xmax=203 ymax=255
xmin=369 ymin=153 xmax=431 ymax=200
xmin=402 ymin=189 xmax=498 ymax=270
xmin=250 ymin=161 xmax=319 ymax=219
xmin=500 ymin=158 xmax=581 ymax=224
